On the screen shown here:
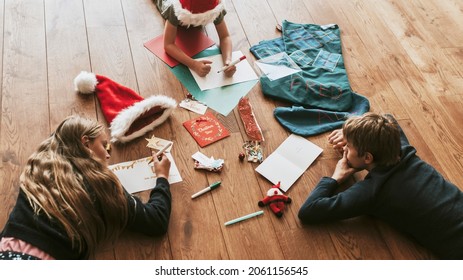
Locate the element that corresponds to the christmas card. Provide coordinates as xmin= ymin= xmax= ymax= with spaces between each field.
xmin=183 ymin=112 xmax=230 ymax=147
xmin=255 ymin=134 xmax=323 ymax=192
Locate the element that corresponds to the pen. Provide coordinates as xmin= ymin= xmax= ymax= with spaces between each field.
xmin=191 ymin=181 xmax=221 ymax=199
xmin=148 ymin=142 xmax=173 ymax=164
xmin=217 ymin=55 xmax=246 ymax=73
xmin=224 ymin=210 xmax=264 ymax=226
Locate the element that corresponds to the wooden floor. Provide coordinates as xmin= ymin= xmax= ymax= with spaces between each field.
xmin=0 ymin=0 xmax=462 ymax=260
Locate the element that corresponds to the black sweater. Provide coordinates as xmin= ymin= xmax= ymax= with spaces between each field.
xmin=0 ymin=177 xmax=171 ymax=259
xmin=298 ymin=128 xmax=463 ymax=259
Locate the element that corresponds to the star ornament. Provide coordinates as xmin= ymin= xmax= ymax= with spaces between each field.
xmin=145 ymin=135 xmax=173 ymax=152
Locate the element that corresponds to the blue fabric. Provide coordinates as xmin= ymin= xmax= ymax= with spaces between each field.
xmin=274 ymin=92 xmax=370 ymax=136
xmin=250 ymin=20 xmax=370 ymax=136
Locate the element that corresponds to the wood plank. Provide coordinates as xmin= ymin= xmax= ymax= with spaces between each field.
xmin=0 ymin=0 xmax=48 ymax=228
xmin=371 ymin=0 xmax=461 ymax=96
xmin=45 ymin=0 xmax=96 ymax=126
xmin=413 ymin=0 xmax=463 ymax=48
xmin=375 ymin=219 xmax=435 ymax=260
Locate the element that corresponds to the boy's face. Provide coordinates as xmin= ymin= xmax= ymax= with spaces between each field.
xmin=344 ymin=141 xmax=369 ymax=170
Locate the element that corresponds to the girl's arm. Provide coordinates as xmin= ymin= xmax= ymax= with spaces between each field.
xmin=163 ymin=21 xmax=212 ymax=77
xmin=125 ymin=177 xmax=172 ymax=236
xmin=215 ymin=20 xmax=236 ymax=77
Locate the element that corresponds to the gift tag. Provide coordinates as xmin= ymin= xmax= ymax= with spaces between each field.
xmin=179 ymin=99 xmax=208 ymax=115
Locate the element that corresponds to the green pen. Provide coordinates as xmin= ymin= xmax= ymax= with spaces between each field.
xmin=191 ymin=181 xmax=221 ymax=199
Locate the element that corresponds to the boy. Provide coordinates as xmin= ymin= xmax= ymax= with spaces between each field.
xmin=298 ymin=113 xmax=463 ymax=259
xmin=155 ymin=0 xmax=236 ymax=77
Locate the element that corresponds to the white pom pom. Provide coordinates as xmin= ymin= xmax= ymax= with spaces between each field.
xmin=74 ymin=71 xmax=98 ymax=94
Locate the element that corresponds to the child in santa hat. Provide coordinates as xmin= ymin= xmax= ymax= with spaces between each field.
xmin=154 ymin=0 xmax=236 ymax=77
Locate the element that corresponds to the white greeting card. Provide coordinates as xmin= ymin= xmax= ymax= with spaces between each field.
xmin=255 ymin=134 xmax=323 ymax=192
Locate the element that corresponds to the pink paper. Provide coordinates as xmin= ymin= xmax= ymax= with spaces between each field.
xmin=144 ymin=27 xmax=215 ymax=67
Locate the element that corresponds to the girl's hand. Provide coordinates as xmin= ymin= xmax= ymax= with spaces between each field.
xmin=222 ymin=61 xmax=236 ymax=77
xmin=192 ymin=60 xmax=212 ymax=77
xmin=152 ymin=152 xmax=171 ymax=179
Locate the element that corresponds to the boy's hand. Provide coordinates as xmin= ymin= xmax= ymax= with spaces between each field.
xmin=328 ymin=129 xmax=346 ymax=153
xmin=192 ymin=60 xmax=212 ymax=77
xmin=331 ymin=149 xmax=357 ymax=184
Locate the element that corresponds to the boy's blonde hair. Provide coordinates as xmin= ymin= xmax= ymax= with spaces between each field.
xmin=343 ymin=113 xmax=401 ymax=167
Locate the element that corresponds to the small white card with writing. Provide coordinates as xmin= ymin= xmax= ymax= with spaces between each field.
xmin=179 ymin=99 xmax=208 ymax=115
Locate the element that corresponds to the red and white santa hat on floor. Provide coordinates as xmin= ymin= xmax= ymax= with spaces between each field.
xmin=169 ymin=0 xmax=225 ymax=27
xmin=74 ymin=71 xmax=177 ymax=143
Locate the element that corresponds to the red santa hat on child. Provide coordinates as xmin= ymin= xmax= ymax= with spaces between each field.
xmin=74 ymin=71 xmax=177 ymax=143
xmin=170 ymin=0 xmax=225 ymax=27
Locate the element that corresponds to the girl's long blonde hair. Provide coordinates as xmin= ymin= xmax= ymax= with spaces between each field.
xmin=19 ymin=115 xmax=129 ymax=257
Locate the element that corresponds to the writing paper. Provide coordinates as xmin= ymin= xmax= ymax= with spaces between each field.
xmin=169 ymin=46 xmax=258 ymax=116
xmin=109 ymin=153 xmax=182 ymax=194
xmin=189 ymin=50 xmax=258 ymax=91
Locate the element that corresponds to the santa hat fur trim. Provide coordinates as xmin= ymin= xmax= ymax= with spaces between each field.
xmin=74 ymin=71 xmax=177 ymax=143
xmin=110 ymin=95 xmax=176 ymax=143
xmin=170 ymin=0 xmax=225 ymax=27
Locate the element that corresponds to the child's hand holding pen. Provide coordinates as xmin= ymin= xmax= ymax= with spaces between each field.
xmin=148 ymin=142 xmax=172 ymax=163
xmin=151 ymin=151 xmax=171 ymax=179
xmin=222 ymin=60 xmax=236 ymax=77
xmin=217 ymin=55 xmax=245 ymax=77
xmin=148 ymin=142 xmax=172 ymax=179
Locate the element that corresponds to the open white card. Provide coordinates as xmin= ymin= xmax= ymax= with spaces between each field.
xmin=255 ymin=134 xmax=323 ymax=192
xmin=109 ymin=153 xmax=182 ymax=194
xmin=189 ymin=50 xmax=258 ymax=91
